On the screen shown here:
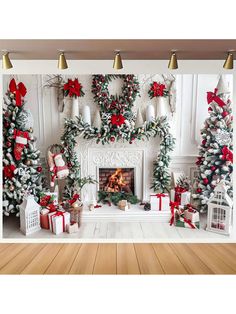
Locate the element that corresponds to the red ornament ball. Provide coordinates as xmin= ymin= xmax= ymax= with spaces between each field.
xmin=110 ymin=136 xmax=115 ymax=142
xmin=67 ymin=162 xmax=72 ymax=168
xmin=196 ymin=188 xmax=202 ymax=193
xmin=211 ymin=166 xmax=216 ymax=171
xmin=4 ymin=122 xmax=10 ymax=128
xmin=222 ymin=111 xmax=228 ymax=118
xmin=37 ymin=166 xmax=42 ymax=173
xmin=208 ymin=107 xmax=213 ymax=111
xmin=202 ymin=139 xmax=206 ymax=145
xmin=203 ymin=178 xmax=208 ymax=185
xmin=6 ymin=141 xmax=11 ymax=147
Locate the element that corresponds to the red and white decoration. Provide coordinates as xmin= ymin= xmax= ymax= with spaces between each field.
xmin=150 ymin=193 xmax=170 ymax=211
xmin=48 ymin=211 xmax=70 ymax=235
xmin=170 ymin=187 xmax=191 ymax=206
xmin=13 ymin=129 xmax=30 ymax=160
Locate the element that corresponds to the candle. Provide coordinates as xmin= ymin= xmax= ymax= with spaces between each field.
xmin=71 ymin=97 xmax=79 ymax=119
xmin=135 ymin=108 xmax=144 ymax=128
xmin=93 ymin=108 xmax=102 ymax=129
xmin=82 ymin=105 xmax=91 ymax=125
xmin=146 ymin=104 xmax=155 ymax=122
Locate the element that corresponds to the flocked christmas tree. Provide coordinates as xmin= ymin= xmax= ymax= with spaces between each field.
xmin=2 ymin=78 xmax=43 ymax=216
xmin=192 ymin=76 xmax=233 ymax=212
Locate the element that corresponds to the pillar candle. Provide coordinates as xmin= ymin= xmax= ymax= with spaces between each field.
xmin=71 ymin=97 xmax=79 ymax=119
xmin=135 ymin=108 xmax=144 ymax=128
xmin=82 ymin=105 xmax=91 ymax=125
xmin=146 ymin=104 xmax=155 ymax=122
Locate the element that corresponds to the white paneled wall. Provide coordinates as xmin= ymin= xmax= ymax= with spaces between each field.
xmin=2 ymin=74 xmax=233 ymax=175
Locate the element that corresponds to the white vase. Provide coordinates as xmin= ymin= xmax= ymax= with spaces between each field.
xmin=71 ymin=97 xmax=79 ymax=119
xmin=146 ymin=104 xmax=155 ymax=122
xmin=82 ymin=105 xmax=91 ymax=125
xmin=156 ymin=96 xmax=169 ymax=117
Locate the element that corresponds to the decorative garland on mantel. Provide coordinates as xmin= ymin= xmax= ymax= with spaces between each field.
xmin=61 ymin=74 xmax=175 ymax=199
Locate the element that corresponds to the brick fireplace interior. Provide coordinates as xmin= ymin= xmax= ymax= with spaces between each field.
xmin=99 ymin=168 xmax=135 ymax=194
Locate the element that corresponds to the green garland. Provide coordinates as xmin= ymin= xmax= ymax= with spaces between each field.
xmin=98 ymin=191 xmax=139 ymax=205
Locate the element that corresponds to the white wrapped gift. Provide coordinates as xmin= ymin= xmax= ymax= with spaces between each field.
xmin=150 ymin=193 xmax=170 ymax=211
xmin=184 ymin=207 xmax=200 ymax=223
xmin=48 ymin=211 xmax=70 ymax=235
xmin=170 ymin=188 xmax=191 ymax=206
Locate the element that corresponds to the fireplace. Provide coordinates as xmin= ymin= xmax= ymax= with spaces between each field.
xmin=99 ymin=168 xmax=135 ymax=194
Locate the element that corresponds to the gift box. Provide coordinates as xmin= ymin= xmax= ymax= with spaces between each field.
xmin=69 ymin=206 xmax=82 ymax=226
xmin=170 ymin=187 xmax=191 ymax=206
xmin=40 ymin=208 xmax=50 ymax=229
xmin=184 ymin=205 xmax=200 ymax=223
xmin=48 ymin=211 xmax=70 ymax=235
xmin=118 ymin=200 xmax=131 ymax=211
xmin=150 ymin=193 xmax=170 ymax=211
xmin=66 ymin=222 xmax=79 ymax=234
xmin=169 ymin=202 xmax=199 ymax=229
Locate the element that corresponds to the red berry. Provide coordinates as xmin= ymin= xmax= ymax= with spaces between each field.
xmin=110 ymin=137 xmax=115 ymax=142
xmin=37 ymin=166 xmax=42 ymax=172
xmin=6 ymin=141 xmax=11 ymax=147
xmin=196 ymin=188 xmax=202 ymax=193
xmin=202 ymin=139 xmax=206 ymax=145
xmin=203 ymin=178 xmax=208 ymax=185
xmin=222 ymin=111 xmax=228 ymax=118
xmin=208 ymin=107 xmax=213 ymax=111
xmin=211 ymin=166 xmax=216 ymax=171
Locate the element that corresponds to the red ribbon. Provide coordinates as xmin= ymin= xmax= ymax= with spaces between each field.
xmin=207 ymin=88 xmax=226 ymax=107
xmin=151 ymin=82 xmax=166 ymax=97
xmin=69 ymin=193 xmax=80 ymax=205
xmin=151 ymin=193 xmax=167 ymax=211
xmin=50 ymin=211 xmax=65 ymax=233
xmin=169 ymin=201 xmax=179 ymax=226
xmin=63 ymin=79 xmax=82 ymax=97
xmin=183 ymin=217 xmax=196 ymax=229
xmin=221 ymin=146 xmax=233 ymax=163
xmin=174 ymin=186 xmax=186 ymax=204
xmin=9 ymin=79 xmax=27 ymax=107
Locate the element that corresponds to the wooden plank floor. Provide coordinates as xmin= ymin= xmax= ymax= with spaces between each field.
xmin=0 ymin=243 xmax=235 ymax=274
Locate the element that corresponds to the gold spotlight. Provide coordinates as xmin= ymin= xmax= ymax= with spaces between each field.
xmin=58 ymin=52 xmax=68 ymax=70
xmin=2 ymin=52 xmax=13 ymax=69
xmin=168 ymin=52 xmax=178 ymax=70
xmin=223 ymin=52 xmax=233 ymax=69
xmin=113 ymin=51 xmax=123 ymax=70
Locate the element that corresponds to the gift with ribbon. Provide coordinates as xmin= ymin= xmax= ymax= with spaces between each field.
xmin=170 ymin=186 xmax=191 ymax=206
xmin=48 ymin=211 xmax=70 ymax=235
xmin=9 ymin=78 xmax=27 ymax=107
xmin=184 ymin=204 xmax=200 ymax=223
xmin=150 ymin=193 xmax=170 ymax=211
xmin=207 ymin=88 xmax=226 ymax=108
xmin=169 ymin=202 xmax=199 ymax=229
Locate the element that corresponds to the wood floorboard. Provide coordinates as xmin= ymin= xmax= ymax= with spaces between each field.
xmin=69 ymin=244 xmax=98 ymax=274
xmin=152 ymin=244 xmax=188 ymax=274
xmin=0 ymin=244 xmax=236 ymax=274
xmin=46 ymin=244 xmax=81 ymax=274
xmin=93 ymin=244 xmax=117 ymax=274
xmin=186 ymin=244 xmax=235 ymax=274
xmin=117 ymin=243 xmax=140 ymax=274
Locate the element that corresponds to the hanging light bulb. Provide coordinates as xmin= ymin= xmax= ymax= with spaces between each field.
xmin=113 ymin=51 xmax=123 ymax=70
xmin=168 ymin=52 xmax=178 ymax=70
xmin=2 ymin=52 xmax=13 ymax=69
xmin=58 ymin=52 xmax=68 ymax=69
xmin=223 ymin=52 xmax=233 ymax=69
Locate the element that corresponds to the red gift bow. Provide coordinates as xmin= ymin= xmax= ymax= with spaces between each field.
xmin=186 ymin=204 xmax=197 ymax=213
xmin=151 ymin=82 xmax=166 ymax=97
xmin=183 ymin=217 xmax=196 ymax=229
xmin=174 ymin=186 xmax=187 ymax=204
xmin=69 ymin=193 xmax=80 ymax=205
xmin=47 ymin=203 xmax=57 ymax=213
xmin=169 ymin=201 xmax=179 ymax=226
xmin=221 ymin=146 xmax=233 ymax=163
xmin=49 ymin=211 xmax=65 ymax=233
xmin=64 ymin=79 xmax=82 ymax=97
xmin=207 ymin=88 xmax=226 ymax=107
xmin=9 ymin=78 xmax=27 ymax=107
xmin=151 ymin=193 xmax=167 ymax=211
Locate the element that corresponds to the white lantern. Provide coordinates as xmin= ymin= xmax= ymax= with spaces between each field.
xmin=20 ymin=195 xmax=41 ymax=236
xmin=207 ymin=180 xmax=233 ymax=235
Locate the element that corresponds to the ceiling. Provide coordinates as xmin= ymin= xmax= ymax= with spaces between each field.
xmin=0 ymin=39 xmax=235 ymax=60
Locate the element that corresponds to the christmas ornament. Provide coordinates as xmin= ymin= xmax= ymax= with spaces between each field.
xmin=148 ymin=82 xmax=169 ymax=98
xmin=3 ymin=165 xmax=16 ymax=179
xmin=111 ymin=114 xmax=125 ymax=126
xmin=63 ymin=78 xmax=85 ymax=98
xmin=215 ymin=130 xmax=231 ymax=146
xmin=221 ymin=146 xmax=233 ymax=163
xmin=37 ymin=166 xmax=43 ymax=173
xmin=207 ymin=89 xmax=226 ymax=107
xmin=17 ymin=109 xmax=34 ymax=131
xmin=13 ymin=129 xmax=30 ymax=160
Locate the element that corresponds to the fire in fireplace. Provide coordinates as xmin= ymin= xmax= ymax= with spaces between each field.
xmin=99 ymin=168 xmax=135 ymax=194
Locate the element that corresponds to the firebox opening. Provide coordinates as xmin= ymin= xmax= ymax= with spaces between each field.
xmin=99 ymin=168 xmax=135 ymax=194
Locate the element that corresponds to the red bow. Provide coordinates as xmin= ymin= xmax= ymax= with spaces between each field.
xmin=50 ymin=211 xmax=65 ymax=233
xmin=69 ymin=193 xmax=80 ymax=205
xmin=186 ymin=204 xmax=196 ymax=213
xmin=9 ymin=79 xmax=27 ymax=107
xmin=221 ymin=146 xmax=233 ymax=163
xmin=64 ymin=79 xmax=82 ymax=97
xmin=151 ymin=82 xmax=166 ymax=97
xmin=207 ymin=88 xmax=226 ymax=107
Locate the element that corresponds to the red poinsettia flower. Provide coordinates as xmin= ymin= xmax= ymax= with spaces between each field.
xmin=149 ymin=82 xmax=168 ymax=98
xmin=39 ymin=195 xmax=51 ymax=207
xmin=3 ymin=165 xmax=16 ymax=179
xmin=221 ymin=146 xmax=233 ymax=163
xmin=63 ymin=78 xmax=83 ymax=98
xmin=111 ymin=114 xmax=125 ymax=126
